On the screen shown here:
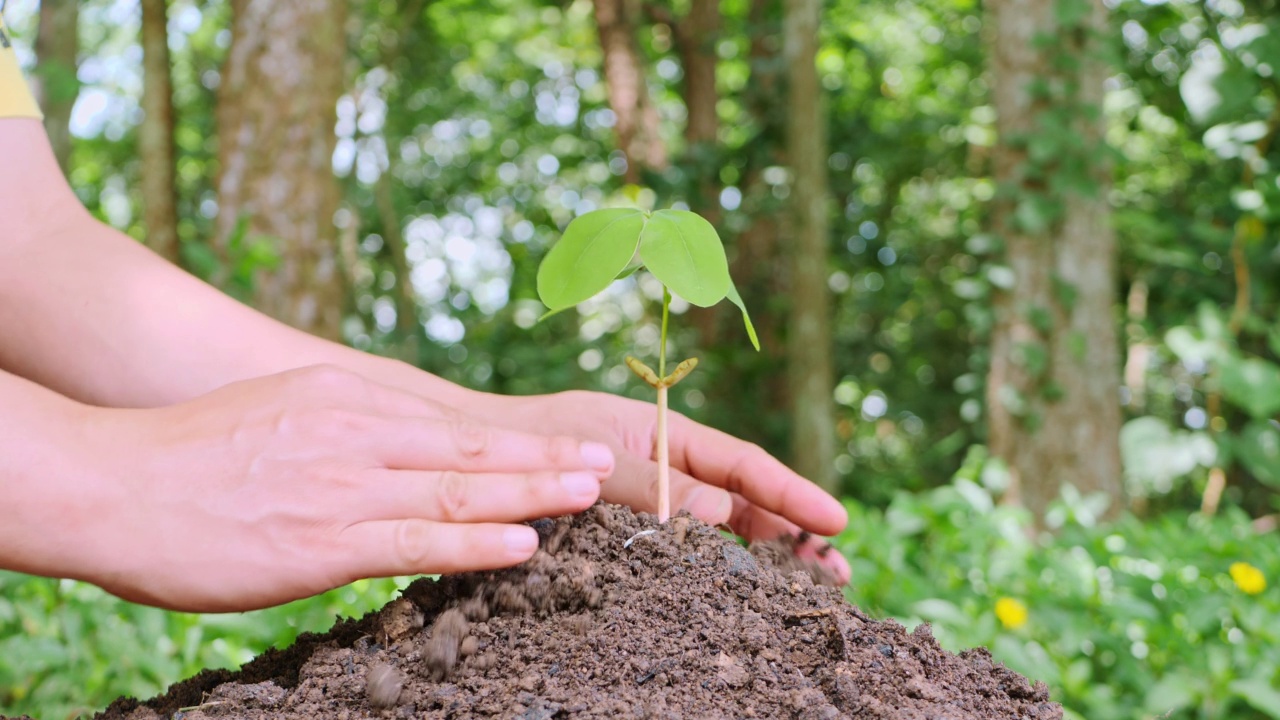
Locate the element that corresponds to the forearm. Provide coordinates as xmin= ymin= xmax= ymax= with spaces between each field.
xmin=0 ymin=212 xmax=478 ymax=408
xmin=0 ymin=119 xmax=486 ymax=410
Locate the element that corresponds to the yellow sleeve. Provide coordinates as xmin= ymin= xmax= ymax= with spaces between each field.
xmin=0 ymin=17 xmax=43 ymax=119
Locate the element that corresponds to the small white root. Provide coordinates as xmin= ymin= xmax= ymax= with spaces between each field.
xmin=623 ymin=529 xmax=658 ymax=549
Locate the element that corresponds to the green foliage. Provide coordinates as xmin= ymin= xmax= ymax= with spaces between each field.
xmin=837 ymin=463 xmax=1280 ymax=720
xmin=1220 ymin=356 xmax=1280 ymax=421
xmin=536 ymin=208 xmax=647 ymax=313
xmin=0 ymin=572 xmax=409 ymax=718
xmin=536 ymin=208 xmax=756 ymax=347
xmin=635 ymin=210 xmax=732 ymax=309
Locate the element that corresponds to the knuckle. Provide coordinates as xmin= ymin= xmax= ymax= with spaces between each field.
xmin=544 ymin=436 xmax=577 ymax=466
xmin=435 ymin=470 xmax=470 ymax=521
xmin=393 ymin=519 xmax=433 ymax=568
xmin=530 ymin=470 xmax=562 ymax=500
xmin=300 ymin=408 xmax=375 ymax=439
xmin=452 ymin=419 xmax=491 ymax=459
xmin=298 ymin=364 xmax=363 ymax=394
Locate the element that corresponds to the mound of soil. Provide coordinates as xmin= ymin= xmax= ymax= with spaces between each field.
xmin=93 ymin=504 xmax=1061 ymax=719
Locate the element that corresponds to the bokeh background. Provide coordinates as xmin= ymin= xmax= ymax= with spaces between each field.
xmin=2 ymin=0 xmax=1279 ymax=717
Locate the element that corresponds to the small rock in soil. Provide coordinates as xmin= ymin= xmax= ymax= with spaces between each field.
xmin=423 ymin=609 xmax=469 ymax=681
xmin=365 ymin=663 xmax=404 ymax=709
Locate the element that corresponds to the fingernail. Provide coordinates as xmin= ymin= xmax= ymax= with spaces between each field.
xmin=682 ymin=487 xmax=732 ymax=524
xmin=580 ymin=442 xmax=615 ymax=475
xmin=504 ymin=526 xmax=538 ymax=556
xmin=560 ymin=471 xmax=601 ymax=499
xmin=835 ymin=554 xmax=852 ymax=584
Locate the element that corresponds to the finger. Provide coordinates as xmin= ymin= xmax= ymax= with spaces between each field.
xmin=603 ymin=453 xmax=733 ymax=525
xmin=728 ymin=494 xmax=851 ymax=585
xmin=668 ymin=415 xmax=847 ymax=536
xmin=362 ymin=416 xmax=615 ymax=477
xmin=356 ymin=468 xmax=602 ymax=523
xmin=336 ymin=519 xmax=540 ymax=579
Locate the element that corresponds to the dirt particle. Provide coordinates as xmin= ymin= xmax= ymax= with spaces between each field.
xmin=546 ymin=521 xmax=572 ymax=555
xmin=715 ymin=652 xmax=749 ymax=688
xmin=590 ymin=504 xmax=615 ymax=531
xmin=423 ymin=609 xmax=469 ymax=681
xmin=459 ymin=636 xmax=478 ymax=658
xmin=517 ymin=674 xmax=541 ymax=692
xmin=459 ymin=596 xmax=490 ymax=623
xmin=494 ymin=581 xmax=534 ymax=614
xmin=672 ymin=516 xmax=690 ymax=545
xmin=722 ymin=543 xmax=758 ymax=577
xmin=377 ymin=598 xmax=424 ymax=645
xmin=563 ymin=613 xmax=593 ymax=636
xmin=365 ymin=663 xmax=404 ymax=709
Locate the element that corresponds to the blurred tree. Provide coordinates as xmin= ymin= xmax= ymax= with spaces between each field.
xmin=214 ymin=0 xmax=347 ymax=338
xmin=140 ymin=0 xmax=181 ymax=265
xmin=593 ymin=0 xmax=666 ymax=182
xmin=985 ymin=0 xmax=1123 ymax=517
xmin=783 ymin=0 xmax=836 ymax=491
xmin=367 ymin=0 xmax=431 ymax=358
xmin=32 ymin=0 xmax=78 ymax=174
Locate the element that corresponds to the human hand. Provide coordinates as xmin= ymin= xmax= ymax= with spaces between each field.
xmin=481 ymin=390 xmax=851 ymax=584
xmin=71 ymin=365 xmax=615 ymax=612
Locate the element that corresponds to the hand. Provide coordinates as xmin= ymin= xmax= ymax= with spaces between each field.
xmin=70 ymin=365 xmax=615 ymax=612
xmin=483 ymin=390 xmax=851 ymax=584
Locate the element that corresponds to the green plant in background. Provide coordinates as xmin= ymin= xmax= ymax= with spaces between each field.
xmin=0 ymin=572 xmax=410 ymax=719
xmin=836 ymin=449 xmax=1280 ymax=720
xmin=536 ymin=208 xmax=759 ymax=521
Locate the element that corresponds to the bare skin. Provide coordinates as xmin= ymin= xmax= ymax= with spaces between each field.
xmin=0 ymin=118 xmax=849 ymax=613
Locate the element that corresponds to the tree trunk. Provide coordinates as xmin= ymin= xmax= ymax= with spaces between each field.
xmin=593 ymin=0 xmax=666 ymax=183
xmin=215 ymin=0 xmax=346 ymax=339
xmin=985 ymin=0 xmax=1122 ymax=519
xmin=33 ymin=0 xmax=78 ymax=174
xmin=374 ymin=170 xmax=421 ymax=339
xmin=675 ymin=0 xmax=719 ymax=218
xmin=782 ymin=0 xmax=837 ymax=492
xmin=139 ymin=0 xmax=181 ymax=265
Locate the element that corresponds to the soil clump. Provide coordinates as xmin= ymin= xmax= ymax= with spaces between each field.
xmin=92 ymin=503 xmax=1061 ymax=719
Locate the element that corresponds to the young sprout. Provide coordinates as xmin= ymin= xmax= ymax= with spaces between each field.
xmin=536 ymin=208 xmax=759 ymax=522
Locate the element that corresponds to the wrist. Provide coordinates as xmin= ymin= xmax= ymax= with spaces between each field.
xmin=0 ymin=382 xmax=114 ymax=582
xmin=348 ymin=352 xmax=510 ymax=417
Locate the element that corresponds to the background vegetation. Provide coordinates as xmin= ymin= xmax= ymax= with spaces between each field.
xmin=2 ymin=0 xmax=1279 ymax=717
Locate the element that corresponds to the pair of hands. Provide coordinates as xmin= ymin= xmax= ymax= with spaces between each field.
xmin=77 ymin=365 xmax=848 ymax=613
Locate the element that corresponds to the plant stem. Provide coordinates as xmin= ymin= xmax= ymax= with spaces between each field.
xmin=660 ymin=287 xmax=670 ymax=377
xmin=657 ymin=384 xmax=670 ymax=522
xmin=657 ymin=287 xmax=671 ymax=522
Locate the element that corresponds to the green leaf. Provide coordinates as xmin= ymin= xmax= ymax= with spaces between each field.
xmin=1269 ymin=324 xmax=1280 ymax=358
xmin=638 ymin=210 xmax=731 ymax=307
xmin=615 ymin=261 xmax=644 ymax=280
xmin=1234 ymin=421 xmax=1280 ymax=488
xmin=1120 ymin=417 xmax=1216 ymax=490
xmin=1230 ymin=678 xmax=1280 ymax=720
xmin=1164 ymin=326 xmax=1221 ymax=367
xmin=727 ymin=282 xmax=760 ymax=351
xmin=1220 ymin=355 xmax=1280 ymax=419
xmin=536 ymin=209 xmax=646 ymax=311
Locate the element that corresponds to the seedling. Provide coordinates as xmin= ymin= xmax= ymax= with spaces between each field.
xmin=536 ymin=208 xmax=759 ymax=522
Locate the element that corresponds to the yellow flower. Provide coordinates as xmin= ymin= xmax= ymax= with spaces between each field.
xmin=1230 ymin=562 xmax=1267 ymax=595
xmin=995 ymin=597 xmax=1028 ymax=629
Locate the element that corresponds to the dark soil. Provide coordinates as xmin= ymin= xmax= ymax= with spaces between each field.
xmin=91 ymin=504 xmax=1061 ymax=720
